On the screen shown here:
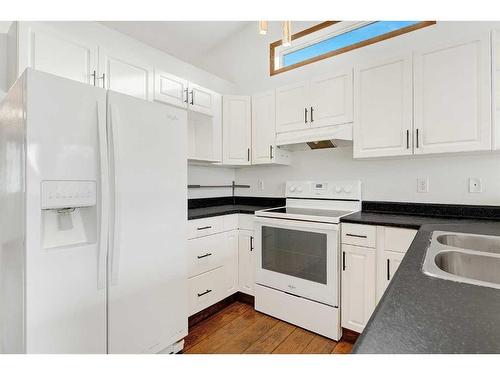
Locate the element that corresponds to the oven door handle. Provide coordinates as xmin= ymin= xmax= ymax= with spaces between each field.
xmin=253 ymin=216 xmax=339 ymax=231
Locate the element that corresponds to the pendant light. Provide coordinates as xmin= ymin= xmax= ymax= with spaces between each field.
xmin=282 ymin=21 xmax=292 ymax=46
xmin=258 ymin=21 xmax=268 ymax=35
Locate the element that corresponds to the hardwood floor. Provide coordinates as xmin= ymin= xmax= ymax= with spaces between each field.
xmin=183 ymin=301 xmax=358 ymax=354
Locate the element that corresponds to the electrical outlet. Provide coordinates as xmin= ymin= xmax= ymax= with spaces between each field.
xmin=417 ymin=178 xmax=429 ymax=193
xmin=469 ymin=177 xmax=482 ymax=193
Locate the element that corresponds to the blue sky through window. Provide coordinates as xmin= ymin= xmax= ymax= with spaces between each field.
xmin=282 ymin=21 xmax=420 ymax=67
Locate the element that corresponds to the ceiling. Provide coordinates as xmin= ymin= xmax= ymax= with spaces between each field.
xmin=100 ymin=21 xmax=250 ymax=67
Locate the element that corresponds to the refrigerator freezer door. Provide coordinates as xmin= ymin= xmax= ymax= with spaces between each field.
xmin=107 ymin=91 xmax=188 ymax=353
xmin=24 ymin=70 xmax=107 ymax=353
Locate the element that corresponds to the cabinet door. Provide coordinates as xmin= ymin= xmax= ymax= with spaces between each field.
xmin=238 ymin=230 xmax=255 ymax=296
xmin=154 ymin=69 xmax=188 ymax=109
xmin=99 ymin=48 xmax=153 ymax=100
xmin=377 ymin=251 xmax=405 ymax=303
xmin=222 ymin=230 xmax=239 ymax=297
xmin=309 ymin=70 xmax=353 ymax=128
xmin=222 ymin=95 xmax=251 ymax=165
xmin=414 ymin=34 xmax=491 ymax=154
xmin=252 ymin=91 xmax=275 ymax=164
xmin=341 ymin=244 xmax=376 ymax=333
xmin=353 ymin=55 xmax=413 ymax=158
xmin=276 ymin=82 xmax=309 ymax=133
xmin=18 ymin=23 xmax=97 ymax=85
xmin=189 ymin=83 xmax=215 ymax=116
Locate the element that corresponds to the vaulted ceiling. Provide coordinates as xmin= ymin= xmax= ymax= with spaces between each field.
xmin=100 ymin=21 xmax=251 ymax=67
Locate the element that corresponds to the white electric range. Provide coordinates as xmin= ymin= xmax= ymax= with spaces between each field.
xmin=253 ymin=180 xmax=362 ymax=340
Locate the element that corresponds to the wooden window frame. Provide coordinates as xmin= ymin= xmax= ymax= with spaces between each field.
xmin=270 ymin=21 xmax=436 ymax=76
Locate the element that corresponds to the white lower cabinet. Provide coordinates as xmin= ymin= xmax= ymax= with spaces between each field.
xmin=187 ymin=214 xmax=254 ymax=316
xmin=223 ymin=230 xmax=239 ymax=296
xmin=377 ymin=250 xmax=405 ymax=302
xmin=188 ymin=267 xmax=225 ymax=315
xmin=238 ymin=229 xmax=255 ymax=296
xmin=341 ymin=244 xmax=376 ymax=333
xmin=341 ymin=223 xmax=417 ymax=333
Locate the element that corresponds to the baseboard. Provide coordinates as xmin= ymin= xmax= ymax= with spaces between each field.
xmin=188 ymin=292 xmax=254 ymax=328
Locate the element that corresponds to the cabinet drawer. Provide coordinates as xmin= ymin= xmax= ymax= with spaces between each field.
xmin=384 ymin=227 xmax=417 ymax=253
xmin=188 ymin=216 xmax=224 ymax=239
xmin=188 ymin=267 xmax=223 ymax=316
xmin=187 ymin=233 xmax=225 ymax=278
xmin=239 ymin=214 xmax=255 ymax=231
xmin=341 ymin=223 xmax=376 ymax=248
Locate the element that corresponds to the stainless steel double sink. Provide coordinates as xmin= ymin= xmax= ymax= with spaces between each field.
xmin=422 ymin=231 xmax=500 ymax=289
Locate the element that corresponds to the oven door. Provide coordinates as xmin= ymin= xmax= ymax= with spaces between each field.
xmin=254 ymin=216 xmax=340 ymax=307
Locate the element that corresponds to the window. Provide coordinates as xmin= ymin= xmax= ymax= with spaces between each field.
xmin=270 ymin=21 xmax=436 ymax=76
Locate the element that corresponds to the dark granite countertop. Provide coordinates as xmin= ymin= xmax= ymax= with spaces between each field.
xmin=353 ymin=218 xmax=500 ymax=353
xmin=188 ymin=204 xmax=274 ymax=220
xmin=341 ymin=211 xmax=475 ymax=229
xmin=187 ymin=196 xmax=285 ymax=221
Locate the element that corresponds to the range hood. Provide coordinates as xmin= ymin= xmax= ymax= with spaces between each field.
xmin=276 ymin=123 xmax=353 ymax=150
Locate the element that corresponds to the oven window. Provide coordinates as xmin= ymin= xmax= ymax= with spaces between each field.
xmin=261 ymin=226 xmax=327 ymax=284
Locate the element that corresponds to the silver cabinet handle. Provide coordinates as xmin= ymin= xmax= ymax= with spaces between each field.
xmin=304 ymin=108 xmax=308 ymax=123
xmin=184 ymin=89 xmax=188 ymax=103
xmin=97 ymin=73 xmax=105 ymax=88
xmin=197 ymin=289 xmax=212 ymax=297
xmin=342 ymin=251 xmax=346 ymax=271
xmin=269 ymin=145 xmax=274 ymax=159
xmin=406 ymin=129 xmax=410 ymax=149
xmin=310 ymin=106 xmax=314 ymax=122
xmin=416 ymin=128 xmax=419 ymax=148
xmin=345 ymin=233 xmax=367 ymax=239
xmin=197 ymin=225 xmax=212 ymax=230
xmin=91 ymin=70 xmax=97 ymax=86
xmin=387 ymin=259 xmax=391 ymax=280
xmin=247 ymin=148 xmax=250 ymax=162
xmin=197 ymin=253 xmax=212 ymax=259
xmin=190 ymin=90 xmax=194 ymax=105
xmin=250 ymin=236 xmax=254 ymax=251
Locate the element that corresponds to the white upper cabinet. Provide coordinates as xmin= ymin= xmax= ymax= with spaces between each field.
xmin=309 ymin=70 xmax=353 ymax=128
xmin=354 ymin=55 xmax=413 ymax=158
xmin=223 ymin=95 xmax=252 ymax=165
xmin=276 ymin=71 xmax=354 ymax=135
xmin=414 ymin=34 xmax=492 ymax=154
xmin=189 ymin=83 xmax=216 ymax=116
xmin=17 ymin=23 xmax=97 ymax=86
xmin=99 ymin=48 xmax=153 ymax=100
xmin=154 ymin=69 xmax=188 ymax=109
xmin=252 ymin=91 xmax=276 ymax=164
xmin=276 ymin=82 xmax=309 ymax=133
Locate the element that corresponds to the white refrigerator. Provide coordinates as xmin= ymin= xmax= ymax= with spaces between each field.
xmin=0 ymin=69 xmax=188 ymax=353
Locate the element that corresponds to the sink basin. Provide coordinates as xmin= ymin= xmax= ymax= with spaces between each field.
xmin=434 ymin=250 xmax=500 ymax=285
xmin=436 ymin=233 xmax=500 ymax=255
xmin=423 ymin=231 xmax=500 ymax=289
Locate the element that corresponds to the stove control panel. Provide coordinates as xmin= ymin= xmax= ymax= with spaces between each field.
xmin=286 ymin=180 xmax=361 ymax=200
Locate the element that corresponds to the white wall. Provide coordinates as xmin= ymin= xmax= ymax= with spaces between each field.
xmin=188 ymin=165 xmax=236 ymax=199
xmin=195 ymin=21 xmax=500 ymax=205
xmin=235 ymin=147 xmax=500 ymax=205
xmin=200 ymin=21 xmax=500 ymax=94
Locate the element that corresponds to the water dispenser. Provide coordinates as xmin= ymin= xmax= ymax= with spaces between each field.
xmin=40 ymin=180 xmax=98 ymax=250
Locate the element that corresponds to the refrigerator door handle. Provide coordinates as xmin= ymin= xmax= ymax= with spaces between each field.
xmin=108 ymin=103 xmax=122 ymax=286
xmin=97 ymin=100 xmax=109 ymax=290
